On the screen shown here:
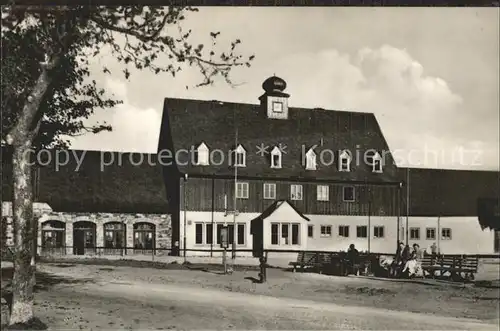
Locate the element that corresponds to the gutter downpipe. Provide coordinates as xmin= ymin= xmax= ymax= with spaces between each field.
xmin=183 ymin=173 xmax=188 ymax=262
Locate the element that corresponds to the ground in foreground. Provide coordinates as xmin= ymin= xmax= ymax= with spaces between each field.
xmin=2 ymin=261 xmax=499 ymax=330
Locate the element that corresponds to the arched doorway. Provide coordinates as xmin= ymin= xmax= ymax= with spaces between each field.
xmin=41 ymin=220 xmax=66 ymax=255
xmin=73 ymin=221 xmax=96 ymax=255
xmin=133 ymin=222 xmax=156 ymax=254
xmin=103 ymin=222 xmax=126 ymax=255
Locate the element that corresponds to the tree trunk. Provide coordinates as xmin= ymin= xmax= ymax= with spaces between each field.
xmin=9 ymin=143 xmax=36 ymax=325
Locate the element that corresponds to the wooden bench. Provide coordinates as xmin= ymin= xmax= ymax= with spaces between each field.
xmin=323 ymin=252 xmax=374 ymax=276
xmin=289 ymin=251 xmax=320 ymax=272
xmin=421 ymin=254 xmax=479 ymax=281
xmin=289 ymin=251 xmax=343 ymax=273
xmin=290 ymin=251 xmax=378 ymax=275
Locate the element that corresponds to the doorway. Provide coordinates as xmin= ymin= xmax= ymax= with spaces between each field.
xmin=73 ymin=221 xmax=96 ymax=255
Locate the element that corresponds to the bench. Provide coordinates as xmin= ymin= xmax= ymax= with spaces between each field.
xmin=421 ymin=254 xmax=479 ymax=281
xmin=289 ymin=251 xmax=321 ymax=272
xmin=320 ymin=252 xmax=374 ymax=276
xmin=289 ymin=251 xmax=343 ymax=273
xmin=289 ymin=251 xmax=378 ymax=276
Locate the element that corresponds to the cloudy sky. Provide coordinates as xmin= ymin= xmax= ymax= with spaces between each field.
xmin=70 ymin=7 xmax=499 ymax=171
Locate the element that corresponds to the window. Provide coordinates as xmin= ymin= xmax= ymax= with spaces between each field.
xmin=441 ymin=228 xmax=452 ymax=240
xmin=263 ymin=183 xmax=276 ymax=200
xmin=366 ymin=150 xmax=383 ymax=173
xmin=320 ymin=225 xmax=332 ymax=237
xmin=410 ymin=227 xmax=420 ymax=240
xmin=338 ymin=225 xmax=349 ymax=238
xmin=426 ymin=227 xmax=436 ymax=240
xmin=356 ymin=226 xmax=367 ymax=238
xmin=195 ymin=223 xmax=203 ymax=244
xmin=495 ymin=230 xmax=500 ymax=253
xmin=291 ymin=224 xmax=299 ymax=245
xmin=290 ymin=184 xmax=303 ymax=200
xmin=216 ymin=224 xmax=224 ymax=244
xmin=195 ymin=142 xmax=209 ymax=166
xmin=271 ymin=154 xmax=281 ymax=168
xmin=206 ymin=224 xmax=213 ymax=244
xmin=373 ymin=226 xmax=384 ymax=238
xmin=281 ymin=224 xmax=289 ymax=245
xmin=192 ymin=150 xmax=199 ymax=165
xmin=270 ymin=146 xmax=282 ymax=168
xmin=228 ymin=224 xmax=234 ymax=244
xmin=233 ymin=145 xmax=246 ymax=167
xmin=343 ymin=186 xmax=355 ymax=202
xmin=339 ymin=150 xmax=351 ymax=172
xmin=307 ymin=225 xmax=314 ymax=238
xmin=271 ymin=223 xmax=279 ymax=245
xmin=305 ymin=149 xmax=317 ymax=170
xmin=372 ymin=155 xmax=383 ymax=173
xmin=237 ymin=224 xmax=245 ymax=245
xmin=215 ymin=223 xmax=245 ymax=245
xmin=133 ymin=222 xmax=155 ymax=250
xmin=317 ymin=185 xmax=329 ymax=201
xmin=271 ymin=222 xmax=300 ymax=245
xmin=104 ymin=222 xmax=125 ymax=249
xmin=236 ymin=182 xmax=249 ymax=199
xmin=272 ymin=101 xmax=283 ymax=113
xmin=41 ymin=220 xmax=66 ymax=250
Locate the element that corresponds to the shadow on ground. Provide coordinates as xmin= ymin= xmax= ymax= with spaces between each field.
xmin=474 ymin=280 xmax=500 ymax=289
xmin=1 ymin=268 xmax=93 ymax=331
xmin=39 ymin=257 xmax=266 ymax=273
xmin=244 ymin=276 xmax=263 ymax=284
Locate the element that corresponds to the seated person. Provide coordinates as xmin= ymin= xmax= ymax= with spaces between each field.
xmin=402 ymin=243 xmax=424 ymax=278
xmin=390 ymin=241 xmax=405 ymax=278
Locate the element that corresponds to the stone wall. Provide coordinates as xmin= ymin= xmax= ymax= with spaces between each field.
xmin=2 ymin=201 xmax=172 ymax=256
xmin=2 ymin=201 xmax=52 ymax=248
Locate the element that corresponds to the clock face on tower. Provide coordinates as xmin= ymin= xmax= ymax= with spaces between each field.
xmin=272 ymin=101 xmax=283 ymax=113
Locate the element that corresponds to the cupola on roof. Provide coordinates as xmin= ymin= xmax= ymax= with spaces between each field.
xmin=262 ymin=75 xmax=287 ymax=93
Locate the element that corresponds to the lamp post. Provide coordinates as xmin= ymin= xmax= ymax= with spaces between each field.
xmin=368 ymin=187 xmax=371 ymax=253
xmin=397 ymin=181 xmax=403 ymax=249
xmin=405 ymin=168 xmax=410 ymax=246
xmin=183 ymin=173 xmax=188 ymax=262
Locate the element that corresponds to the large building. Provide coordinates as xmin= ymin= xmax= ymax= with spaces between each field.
xmin=1 ymin=76 xmax=499 ymax=257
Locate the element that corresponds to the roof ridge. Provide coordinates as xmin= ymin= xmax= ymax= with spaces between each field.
xmin=164 ymin=97 xmax=375 ymax=116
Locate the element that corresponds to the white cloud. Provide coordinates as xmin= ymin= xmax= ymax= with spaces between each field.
xmin=261 ymin=45 xmax=494 ymax=170
xmin=69 ymin=77 xmax=161 ymax=153
xmin=70 ymin=44 xmax=498 ymax=170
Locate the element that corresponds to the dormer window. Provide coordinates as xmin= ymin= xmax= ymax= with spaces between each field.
xmin=195 ymin=142 xmax=209 ymax=166
xmin=270 ymin=146 xmax=282 ymax=168
xmin=272 ymin=101 xmax=283 ymax=113
xmin=305 ymin=148 xmax=317 ymax=170
xmin=233 ymin=144 xmax=246 ymax=167
xmin=339 ymin=150 xmax=351 ymax=172
xmin=372 ymin=152 xmax=383 ymax=173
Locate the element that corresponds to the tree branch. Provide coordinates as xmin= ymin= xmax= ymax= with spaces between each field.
xmin=91 ymin=14 xmax=243 ymax=69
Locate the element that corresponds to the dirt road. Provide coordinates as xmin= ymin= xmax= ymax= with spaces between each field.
xmin=34 ymin=277 xmax=497 ymax=330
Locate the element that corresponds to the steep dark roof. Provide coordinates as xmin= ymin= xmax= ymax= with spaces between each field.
xmin=2 ymin=148 xmax=169 ymax=214
xmin=398 ymin=167 xmax=500 ymax=217
xmin=251 ymin=200 xmax=310 ymax=222
xmin=159 ymin=98 xmax=400 ymax=184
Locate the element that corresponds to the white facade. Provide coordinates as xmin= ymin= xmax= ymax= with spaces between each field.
xmin=180 ymin=209 xmax=498 ymax=257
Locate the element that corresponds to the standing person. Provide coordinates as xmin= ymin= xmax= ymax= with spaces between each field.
xmin=430 ymin=242 xmax=437 ymax=256
xmin=346 ymin=244 xmax=360 ymax=275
